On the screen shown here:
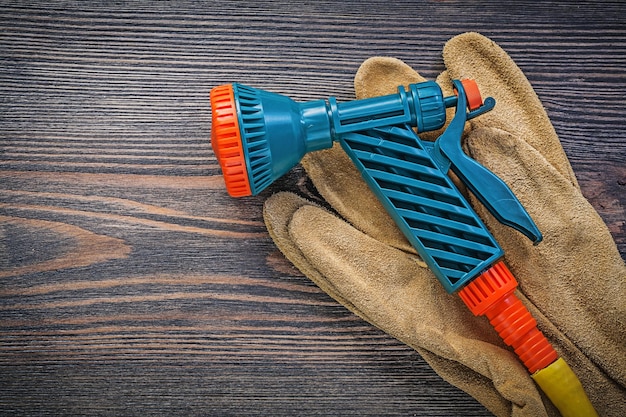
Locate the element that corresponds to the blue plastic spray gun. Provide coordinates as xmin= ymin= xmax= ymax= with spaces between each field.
xmin=210 ymin=79 xmax=597 ymax=416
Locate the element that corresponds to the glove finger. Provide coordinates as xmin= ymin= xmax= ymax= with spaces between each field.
xmin=301 ymin=143 xmax=415 ymax=254
xmin=442 ymin=32 xmax=579 ymax=188
xmin=464 ymin=127 xmax=626 ymax=414
xmin=263 ymin=191 xmax=363 ymax=313
xmin=286 ymin=200 xmax=551 ymax=416
xmin=354 ymin=56 xmax=427 ymax=99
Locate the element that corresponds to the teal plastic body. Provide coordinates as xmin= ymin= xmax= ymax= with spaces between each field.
xmin=230 ymin=81 xmax=449 ymax=196
xmin=339 ymin=124 xmax=504 ymax=292
xmin=222 ymin=80 xmax=542 ymax=292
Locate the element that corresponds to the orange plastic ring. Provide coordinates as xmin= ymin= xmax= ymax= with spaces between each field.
xmin=210 ymin=84 xmax=252 ymax=197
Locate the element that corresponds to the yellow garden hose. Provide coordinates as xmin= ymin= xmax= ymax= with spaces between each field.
xmin=532 ymin=358 xmax=598 ymax=417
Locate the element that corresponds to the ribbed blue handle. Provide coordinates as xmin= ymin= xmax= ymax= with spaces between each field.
xmin=339 ymin=124 xmax=503 ymax=293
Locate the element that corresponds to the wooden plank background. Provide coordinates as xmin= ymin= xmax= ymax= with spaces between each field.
xmin=1 ymin=1 xmax=624 ymax=416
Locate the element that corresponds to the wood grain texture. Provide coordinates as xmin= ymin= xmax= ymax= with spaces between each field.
xmin=0 ymin=1 xmax=624 ymax=416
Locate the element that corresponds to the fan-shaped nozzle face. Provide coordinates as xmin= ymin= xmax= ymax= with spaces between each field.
xmin=210 ymin=84 xmax=252 ymax=197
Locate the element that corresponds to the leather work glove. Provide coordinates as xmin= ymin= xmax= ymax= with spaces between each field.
xmin=263 ymin=32 xmax=626 ymax=416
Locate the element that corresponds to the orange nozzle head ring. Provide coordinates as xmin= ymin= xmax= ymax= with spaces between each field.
xmin=210 ymin=84 xmax=252 ymax=197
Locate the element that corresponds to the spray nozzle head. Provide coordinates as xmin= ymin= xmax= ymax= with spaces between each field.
xmin=210 ymin=83 xmax=333 ymax=197
xmin=210 ymin=84 xmax=251 ymax=197
xmin=209 ymin=79 xmax=492 ymax=198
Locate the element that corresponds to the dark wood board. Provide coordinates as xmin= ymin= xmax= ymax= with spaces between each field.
xmin=1 ymin=1 xmax=624 ymax=416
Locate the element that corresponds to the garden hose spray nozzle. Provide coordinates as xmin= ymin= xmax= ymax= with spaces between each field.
xmin=209 ymin=79 xmax=598 ymax=417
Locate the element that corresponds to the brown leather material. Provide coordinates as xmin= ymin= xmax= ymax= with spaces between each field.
xmin=263 ymin=33 xmax=626 ymax=416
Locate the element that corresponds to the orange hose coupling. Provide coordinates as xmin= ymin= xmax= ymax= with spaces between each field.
xmin=459 ymin=261 xmax=558 ymax=373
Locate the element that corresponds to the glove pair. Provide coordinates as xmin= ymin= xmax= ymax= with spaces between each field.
xmin=263 ymin=32 xmax=626 ymax=416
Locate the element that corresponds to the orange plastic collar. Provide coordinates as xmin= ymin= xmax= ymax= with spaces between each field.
xmin=459 ymin=262 xmax=558 ymax=373
xmin=210 ymin=84 xmax=252 ymax=197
